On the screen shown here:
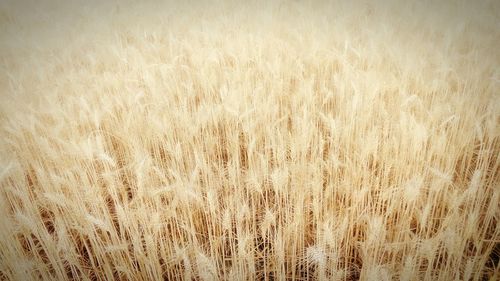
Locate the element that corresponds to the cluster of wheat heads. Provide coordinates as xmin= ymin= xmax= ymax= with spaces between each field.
xmin=0 ymin=0 xmax=499 ymax=280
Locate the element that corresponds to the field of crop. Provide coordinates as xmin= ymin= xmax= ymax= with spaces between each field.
xmin=0 ymin=0 xmax=499 ymax=280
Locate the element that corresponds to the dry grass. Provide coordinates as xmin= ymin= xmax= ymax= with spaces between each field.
xmin=0 ymin=0 xmax=499 ymax=280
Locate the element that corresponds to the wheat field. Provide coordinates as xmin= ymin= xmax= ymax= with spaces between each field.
xmin=0 ymin=0 xmax=499 ymax=280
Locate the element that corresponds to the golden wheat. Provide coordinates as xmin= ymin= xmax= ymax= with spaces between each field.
xmin=0 ymin=0 xmax=499 ymax=280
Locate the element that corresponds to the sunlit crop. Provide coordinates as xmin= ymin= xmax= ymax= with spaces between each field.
xmin=0 ymin=0 xmax=498 ymax=280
